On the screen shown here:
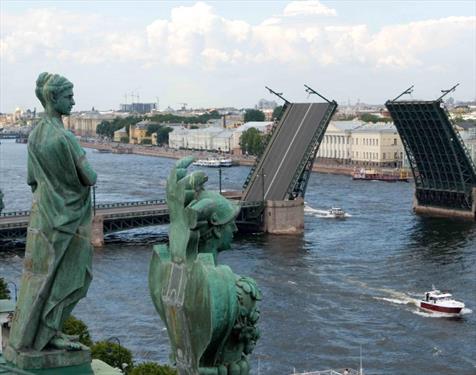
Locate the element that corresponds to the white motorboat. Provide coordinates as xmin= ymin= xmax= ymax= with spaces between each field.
xmin=193 ymin=158 xmax=233 ymax=167
xmin=420 ymin=288 xmax=464 ymax=315
xmin=327 ymin=207 xmax=346 ymax=218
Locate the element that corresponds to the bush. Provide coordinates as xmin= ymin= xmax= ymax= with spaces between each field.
xmin=63 ymin=315 xmax=93 ymax=347
xmin=0 ymin=278 xmax=10 ymax=299
xmin=130 ymin=362 xmax=177 ymax=375
xmin=91 ymin=341 xmax=133 ymax=374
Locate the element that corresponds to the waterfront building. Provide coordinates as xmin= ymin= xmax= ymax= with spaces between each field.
xmin=168 ymin=121 xmax=273 ymax=153
xmin=129 ymin=120 xmax=158 ymax=144
xmin=64 ymin=111 xmax=120 ymax=137
xmin=351 ymin=123 xmax=404 ymax=167
xmin=113 ymin=127 xmax=128 ymax=142
xmin=317 ymin=121 xmax=404 ymax=167
xmin=317 ymin=121 xmax=358 ymax=162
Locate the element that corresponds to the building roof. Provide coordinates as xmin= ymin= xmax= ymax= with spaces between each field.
xmin=114 ymin=127 xmax=127 ymax=134
xmin=235 ymin=121 xmax=273 ymax=133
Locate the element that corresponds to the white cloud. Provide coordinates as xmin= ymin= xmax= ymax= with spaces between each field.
xmin=283 ymin=0 xmax=337 ymax=17
xmin=1 ymin=2 xmax=475 ymax=72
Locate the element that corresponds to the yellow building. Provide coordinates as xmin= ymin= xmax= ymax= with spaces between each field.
xmin=351 ymin=125 xmax=403 ymax=167
xmin=113 ymin=127 xmax=128 ymax=142
xmin=317 ymin=121 xmax=404 ymax=167
xmin=129 ymin=120 xmax=157 ymax=144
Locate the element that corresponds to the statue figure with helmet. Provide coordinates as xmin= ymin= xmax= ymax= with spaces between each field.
xmin=149 ymin=156 xmax=261 ymax=375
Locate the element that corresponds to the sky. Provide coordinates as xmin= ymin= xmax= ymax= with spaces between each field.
xmin=1 ymin=0 xmax=475 ymax=112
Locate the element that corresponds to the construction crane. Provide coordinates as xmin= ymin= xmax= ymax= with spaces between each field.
xmin=179 ymin=102 xmax=187 ymax=111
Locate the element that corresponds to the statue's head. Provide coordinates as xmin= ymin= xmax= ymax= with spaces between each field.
xmin=187 ymin=190 xmax=240 ymax=252
xmin=35 ymin=72 xmax=75 ymax=115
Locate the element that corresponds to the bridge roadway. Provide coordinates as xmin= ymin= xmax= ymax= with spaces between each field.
xmin=0 ymin=194 xmax=258 ymax=241
xmin=242 ymin=102 xmax=336 ymax=202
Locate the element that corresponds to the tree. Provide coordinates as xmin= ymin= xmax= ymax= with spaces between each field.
xmin=244 ymin=109 xmax=265 ymax=122
xmin=130 ymin=362 xmax=177 ymax=375
xmin=240 ymin=128 xmax=266 ymax=156
xmin=359 ymin=113 xmax=392 ymax=123
xmin=272 ymin=105 xmax=284 ymax=121
xmin=146 ymin=124 xmax=162 ymax=136
xmin=0 ymin=278 xmax=10 ymax=299
xmin=63 ymin=315 xmax=93 ymax=347
xmin=155 ymin=127 xmax=173 ymax=146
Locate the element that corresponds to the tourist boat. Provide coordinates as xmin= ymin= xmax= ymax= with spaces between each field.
xmin=420 ymin=288 xmax=465 ymax=315
xmin=193 ymin=158 xmax=234 ymax=167
xmin=291 ymin=369 xmax=360 ymax=375
xmin=327 ymin=207 xmax=346 ymax=218
xmin=352 ymin=168 xmax=408 ymax=182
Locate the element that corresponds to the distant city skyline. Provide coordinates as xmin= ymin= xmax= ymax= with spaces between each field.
xmin=1 ymin=0 xmax=475 ymax=113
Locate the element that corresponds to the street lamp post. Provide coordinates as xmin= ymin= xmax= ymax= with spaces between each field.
xmin=261 ymin=169 xmax=266 ymax=202
xmin=218 ymin=167 xmax=222 ymax=194
xmin=93 ymin=185 xmax=96 ymax=215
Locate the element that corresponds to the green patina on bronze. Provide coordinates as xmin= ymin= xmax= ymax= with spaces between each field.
xmin=149 ymin=157 xmax=261 ymax=375
xmin=5 ymin=73 xmax=97 ymax=370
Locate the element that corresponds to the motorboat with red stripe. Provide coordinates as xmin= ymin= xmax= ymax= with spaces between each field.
xmin=420 ymin=289 xmax=464 ymax=315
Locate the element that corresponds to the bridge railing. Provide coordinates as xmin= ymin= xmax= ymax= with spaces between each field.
xmin=1 ymin=200 xmax=168 ymax=219
xmin=94 ymin=199 xmax=166 ymax=209
xmin=1 ymin=210 xmax=31 ymax=217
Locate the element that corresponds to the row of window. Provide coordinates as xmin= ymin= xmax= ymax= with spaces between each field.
xmin=323 ymin=135 xmax=399 ymax=146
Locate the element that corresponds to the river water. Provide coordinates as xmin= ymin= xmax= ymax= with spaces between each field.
xmin=1 ymin=139 xmax=475 ymax=374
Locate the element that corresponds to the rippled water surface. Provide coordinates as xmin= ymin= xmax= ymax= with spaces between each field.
xmin=1 ymin=140 xmax=475 ymax=374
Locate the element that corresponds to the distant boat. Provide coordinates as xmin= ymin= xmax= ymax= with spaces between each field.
xmin=420 ymin=288 xmax=464 ymax=315
xmin=352 ymin=168 xmax=408 ymax=182
xmin=95 ymin=149 xmax=112 ymax=153
xmin=193 ymin=157 xmax=234 ymax=167
xmin=326 ymin=207 xmax=346 ymax=219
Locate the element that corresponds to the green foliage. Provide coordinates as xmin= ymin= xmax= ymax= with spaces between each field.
xmin=148 ymin=110 xmax=220 ymax=125
xmin=155 ymin=127 xmax=173 ymax=146
xmin=0 ymin=277 xmax=10 ymax=299
xmin=190 ymin=125 xmax=199 ymax=129
xmin=130 ymin=362 xmax=177 ymax=375
xmin=272 ymin=105 xmax=284 ymax=121
xmin=96 ymin=116 xmax=142 ymax=138
xmin=63 ymin=315 xmax=93 ymax=347
xmin=244 ymin=109 xmax=265 ymax=122
xmin=359 ymin=113 xmax=392 ymax=123
xmin=240 ymin=127 xmax=267 ymax=156
xmin=140 ymin=138 xmax=152 ymax=145
xmin=120 ymin=136 xmax=129 ymax=143
xmin=91 ymin=341 xmax=134 ymax=374
xmin=146 ymin=124 xmax=161 ymax=136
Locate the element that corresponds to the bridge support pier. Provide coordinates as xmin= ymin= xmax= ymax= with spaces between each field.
xmin=413 ymin=188 xmax=476 ymax=221
xmin=263 ymin=198 xmax=304 ymax=234
xmin=91 ymin=215 xmax=104 ymax=248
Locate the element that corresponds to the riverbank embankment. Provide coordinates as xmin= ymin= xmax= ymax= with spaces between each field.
xmin=79 ymin=141 xmax=376 ymax=177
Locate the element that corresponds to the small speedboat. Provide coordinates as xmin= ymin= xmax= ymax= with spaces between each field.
xmin=327 ymin=207 xmax=346 ymax=218
xmin=420 ymin=289 xmax=464 ymax=315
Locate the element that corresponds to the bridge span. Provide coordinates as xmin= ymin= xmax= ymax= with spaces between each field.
xmin=0 ymin=196 xmax=262 ymax=245
xmin=386 ymin=95 xmax=476 ymax=220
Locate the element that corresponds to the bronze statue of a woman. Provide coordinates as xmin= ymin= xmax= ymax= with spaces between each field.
xmin=6 ymin=73 xmax=96 ymax=363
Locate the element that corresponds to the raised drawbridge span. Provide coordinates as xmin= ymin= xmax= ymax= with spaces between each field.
xmin=242 ymin=99 xmax=337 ymax=202
xmin=386 ymin=89 xmax=476 ymax=220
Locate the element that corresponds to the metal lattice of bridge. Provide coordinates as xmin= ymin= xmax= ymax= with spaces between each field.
xmin=386 ymin=98 xmax=476 ymax=217
xmin=242 ymin=100 xmax=337 ymax=202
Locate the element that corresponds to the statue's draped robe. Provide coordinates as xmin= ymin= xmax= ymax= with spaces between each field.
xmin=9 ymin=117 xmax=96 ymax=351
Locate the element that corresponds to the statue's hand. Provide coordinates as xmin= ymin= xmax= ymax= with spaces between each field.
xmin=166 ymin=157 xmax=208 ymax=222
